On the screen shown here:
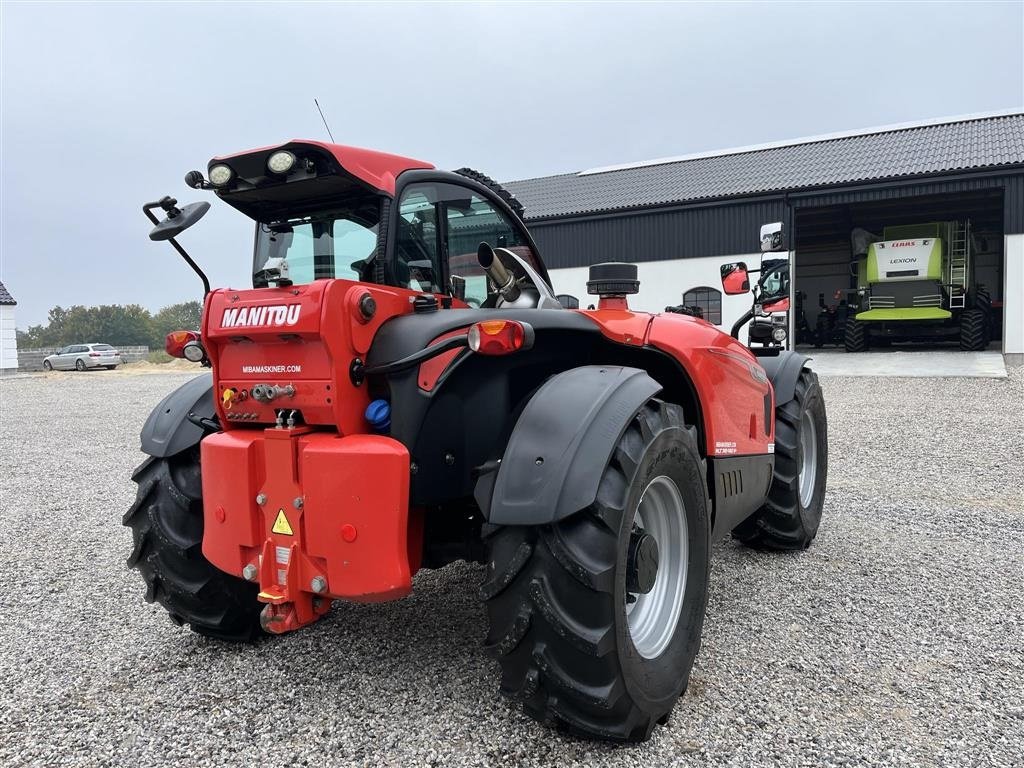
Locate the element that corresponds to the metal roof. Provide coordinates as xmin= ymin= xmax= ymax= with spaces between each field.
xmin=505 ymin=111 xmax=1024 ymax=220
xmin=0 ymin=281 xmax=15 ymax=306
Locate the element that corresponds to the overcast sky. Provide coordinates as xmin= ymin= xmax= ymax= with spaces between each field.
xmin=2 ymin=1 xmax=1022 ymax=327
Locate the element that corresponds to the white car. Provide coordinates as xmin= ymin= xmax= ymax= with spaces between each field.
xmin=43 ymin=343 xmax=123 ymax=371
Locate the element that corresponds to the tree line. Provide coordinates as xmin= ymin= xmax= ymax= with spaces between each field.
xmin=16 ymin=301 xmax=203 ymax=349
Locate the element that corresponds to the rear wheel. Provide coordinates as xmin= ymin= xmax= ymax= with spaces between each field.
xmin=123 ymin=450 xmax=264 ymax=642
xmin=959 ymin=309 xmax=987 ymax=351
xmin=734 ymin=369 xmax=827 ymax=550
xmin=482 ymin=400 xmax=711 ymax=741
xmin=75 ymin=358 xmax=86 ymax=371
xmin=844 ymin=318 xmax=868 ymax=352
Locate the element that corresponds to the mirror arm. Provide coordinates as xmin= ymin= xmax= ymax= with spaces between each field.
xmin=730 ymin=308 xmax=754 ymax=340
xmin=143 ymin=200 xmax=211 ymax=296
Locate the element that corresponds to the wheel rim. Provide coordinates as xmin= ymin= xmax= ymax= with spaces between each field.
xmin=76 ymin=360 xmax=85 ymax=370
xmin=626 ymin=475 xmax=688 ymax=659
xmin=798 ymin=411 xmax=817 ymax=508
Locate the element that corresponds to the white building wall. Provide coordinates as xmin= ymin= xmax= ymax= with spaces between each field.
xmin=0 ymin=306 xmax=18 ymax=371
xmin=1003 ymin=234 xmax=1023 ymax=358
xmin=548 ymin=251 xmax=776 ymax=345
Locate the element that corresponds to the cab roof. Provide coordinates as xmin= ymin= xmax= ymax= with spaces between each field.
xmin=210 ymin=140 xmax=434 ymax=197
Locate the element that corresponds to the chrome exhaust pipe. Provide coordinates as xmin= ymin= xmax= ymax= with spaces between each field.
xmin=477 ymin=243 xmax=520 ymax=303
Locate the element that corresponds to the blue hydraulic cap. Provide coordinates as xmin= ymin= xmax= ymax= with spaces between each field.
xmin=365 ymin=399 xmax=391 ymax=432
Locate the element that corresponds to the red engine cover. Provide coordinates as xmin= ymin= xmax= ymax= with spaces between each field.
xmin=583 ymin=306 xmax=775 ymax=457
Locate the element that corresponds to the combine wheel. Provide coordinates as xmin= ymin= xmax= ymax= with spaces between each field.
xmin=733 ymin=368 xmax=827 ymax=550
xmin=843 ymin=318 xmax=868 ymax=353
xmin=482 ymin=400 xmax=710 ymax=741
xmin=974 ymin=289 xmax=993 ymax=345
xmin=959 ymin=309 xmax=987 ymax=351
xmin=124 ymin=450 xmax=264 ymax=642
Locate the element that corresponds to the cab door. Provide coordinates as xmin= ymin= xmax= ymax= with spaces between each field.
xmin=388 ymin=170 xmax=550 ymax=305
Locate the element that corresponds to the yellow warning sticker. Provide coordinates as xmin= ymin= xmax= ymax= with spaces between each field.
xmin=271 ymin=509 xmax=294 ymax=536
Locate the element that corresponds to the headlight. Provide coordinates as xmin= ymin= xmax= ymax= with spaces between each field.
xmin=772 ymin=327 xmax=788 ymax=343
xmin=267 ymin=150 xmax=297 ymax=174
xmin=208 ymin=164 xmax=234 ymax=186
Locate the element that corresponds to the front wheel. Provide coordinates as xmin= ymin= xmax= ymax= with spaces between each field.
xmin=42 ymin=360 xmax=52 ymax=371
xmin=734 ymin=368 xmax=827 ymax=550
xmin=482 ymin=400 xmax=711 ymax=741
xmin=844 ymin=318 xmax=868 ymax=352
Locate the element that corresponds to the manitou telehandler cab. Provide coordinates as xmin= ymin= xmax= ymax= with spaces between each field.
xmin=130 ymin=141 xmax=828 ymax=742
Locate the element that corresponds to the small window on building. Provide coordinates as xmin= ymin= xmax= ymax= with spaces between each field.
xmin=682 ymin=287 xmax=722 ymax=325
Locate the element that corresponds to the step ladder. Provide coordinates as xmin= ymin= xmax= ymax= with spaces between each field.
xmin=947 ymin=220 xmax=970 ymax=309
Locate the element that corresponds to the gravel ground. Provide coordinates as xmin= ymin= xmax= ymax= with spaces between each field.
xmin=1 ymin=367 xmax=1021 ymax=767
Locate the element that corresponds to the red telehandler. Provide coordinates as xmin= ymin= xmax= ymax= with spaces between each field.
xmin=129 ymin=140 xmax=828 ymax=741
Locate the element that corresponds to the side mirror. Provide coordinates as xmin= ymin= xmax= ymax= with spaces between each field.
xmin=759 ymin=221 xmax=785 ymax=252
xmin=721 ymin=262 xmax=750 ymax=295
xmin=148 ymin=199 xmax=211 ymax=241
xmin=556 ymin=294 xmax=579 ymax=309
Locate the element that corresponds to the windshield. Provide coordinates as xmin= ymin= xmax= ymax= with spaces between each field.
xmin=253 ymin=203 xmax=381 ymax=287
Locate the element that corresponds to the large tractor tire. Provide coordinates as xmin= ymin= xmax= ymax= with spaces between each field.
xmin=975 ymin=289 xmax=993 ymax=346
xmin=124 ymin=449 xmax=264 ymax=642
xmin=844 ymin=318 xmax=868 ymax=353
xmin=959 ymin=308 xmax=988 ymax=351
xmin=733 ymin=368 xmax=827 ymax=550
xmin=812 ymin=316 xmax=826 ymax=348
xmin=482 ymin=400 xmax=711 ymax=742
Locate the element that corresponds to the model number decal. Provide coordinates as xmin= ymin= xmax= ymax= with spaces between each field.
xmin=221 ymin=305 xmax=300 ymax=328
xmin=715 ymin=441 xmax=737 ymax=455
xmin=241 ymin=364 xmax=302 ymax=374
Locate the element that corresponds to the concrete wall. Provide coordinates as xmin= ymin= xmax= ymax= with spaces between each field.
xmin=1004 ymin=234 xmax=1023 ymax=359
xmin=17 ymin=345 xmax=150 ymax=371
xmin=0 ymin=306 xmax=17 ymax=372
xmin=548 ymin=251 xmax=777 ymax=345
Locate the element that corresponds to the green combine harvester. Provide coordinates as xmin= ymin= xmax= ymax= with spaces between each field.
xmin=844 ymin=221 xmax=991 ymax=352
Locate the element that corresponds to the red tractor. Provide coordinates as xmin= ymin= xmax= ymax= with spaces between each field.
xmin=129 ymin=141 xmax=828 ymax=742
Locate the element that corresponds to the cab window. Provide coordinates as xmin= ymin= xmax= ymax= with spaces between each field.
xmin=395 ymin=181 xmax=538 ymax=305
xmin=253 ymin=208 xmax=380 ymax=287
xmin=394 ymin=189 xmax=441 ymax=292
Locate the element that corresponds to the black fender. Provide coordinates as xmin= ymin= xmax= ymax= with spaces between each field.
xmin=759 ymin=351 xmax=810 ymax=407
xmin=476 ymin=366 xmax=662 ymax=526
xmin=139 ymin=373 xmax=215 ymax=457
